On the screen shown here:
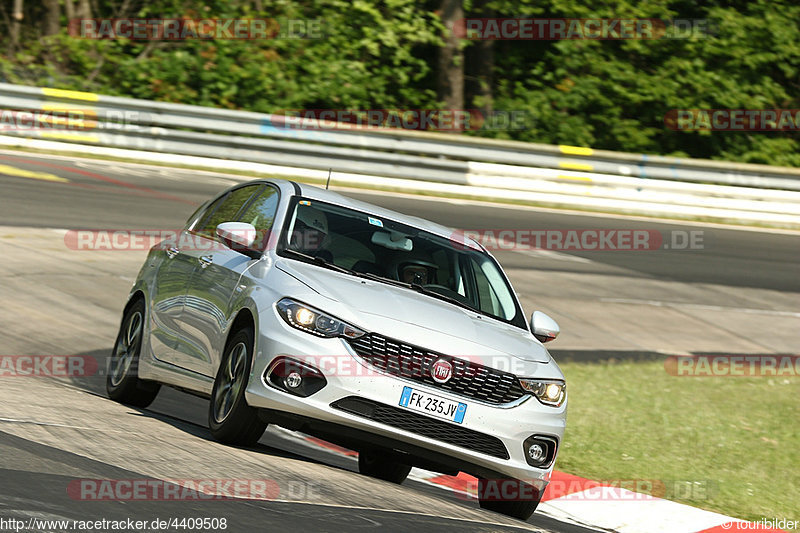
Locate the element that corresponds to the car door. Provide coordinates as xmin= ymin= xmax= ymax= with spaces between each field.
xmin=169 ymin=184 xmax=272 ymax=376
xmin=149 ymin=200 xmax=216 ymax=364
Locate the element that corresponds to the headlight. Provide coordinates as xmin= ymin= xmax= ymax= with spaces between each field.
xmin=276 ymin=299 xmax=365 ymax=339
xmin=518 ymin=379 xmax=566 ymax=407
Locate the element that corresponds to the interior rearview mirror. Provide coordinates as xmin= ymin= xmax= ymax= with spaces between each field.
xmin=371 ymin=230 xmax=413 ymax=251
xmin=531 ymin=311 xmax=559 ymax=343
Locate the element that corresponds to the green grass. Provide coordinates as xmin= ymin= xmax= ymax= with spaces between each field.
xmin=556 ymin=359 xmax=800 ymax=528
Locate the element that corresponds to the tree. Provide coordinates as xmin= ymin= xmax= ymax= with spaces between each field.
xmin=465 ymin=0 xmax=495 ymax=114
xmin=2 ymin=0 xmax=800 ymax=167
xmin=437 ymin=0 xmax=464 ymax=111
xmin=42 ymin=0 xmax=60 ymax=36
xmin=7 ymin=0 xmax=24 ymax=56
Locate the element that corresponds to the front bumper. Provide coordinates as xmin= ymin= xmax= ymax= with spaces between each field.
xmin=245 ymin=308 xmax=567 ymax=486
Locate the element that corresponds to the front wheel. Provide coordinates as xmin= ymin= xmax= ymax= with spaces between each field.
xmin=107 ymin=299 xmax=160 ymax=408
xmin=478 ymin=477 xmax=542 ymax=520
xmin=208 ymin=327 xmax=267 ymax=446
xmin=357 ymin=450 xmax=411 ymax=484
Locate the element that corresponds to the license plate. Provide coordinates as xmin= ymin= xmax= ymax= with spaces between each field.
xmin=399 ymin=386 xmax=467 ymax=424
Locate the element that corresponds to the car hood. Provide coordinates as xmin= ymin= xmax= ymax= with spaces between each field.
xmin=275 ymin=259 xmax=551 ymax=364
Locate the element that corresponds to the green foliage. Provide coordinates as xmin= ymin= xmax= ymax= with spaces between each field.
xmin=0 ymin=0 xmax=443 ymax=111
xmin=485 ymin=0 xmax=800 ymax=164
xmin=2 ymin=0 xmax=800 ymax=166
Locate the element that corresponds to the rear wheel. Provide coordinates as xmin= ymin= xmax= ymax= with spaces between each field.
xmin=208 ymin=327 xmax=267 ymax=445
xmin=357 ymin=450 xmax=411 ymax=484
xmin=478 ymin=477 xmax=542 ymax=520
xmin=107 ymin=299 xmax=160 ymax=407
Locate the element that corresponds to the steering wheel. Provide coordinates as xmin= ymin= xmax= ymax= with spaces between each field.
xmin=422 ymin=284 xmax=452 ymax=291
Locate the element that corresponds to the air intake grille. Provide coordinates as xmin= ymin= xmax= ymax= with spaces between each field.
xmin=347 ymin=333 xmax=526 ymax=405
xmin=331 ymin=396 xmax=510 ymax=459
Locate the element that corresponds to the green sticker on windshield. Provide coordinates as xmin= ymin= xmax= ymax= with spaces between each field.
xmin=368 ymin=217 xmax=383 ymax=227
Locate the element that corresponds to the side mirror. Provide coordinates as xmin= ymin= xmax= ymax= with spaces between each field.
xmin=531 ymin=311 xmax=559 ymax=343
xmin=217 ymin=222 xmax=257 ymax=250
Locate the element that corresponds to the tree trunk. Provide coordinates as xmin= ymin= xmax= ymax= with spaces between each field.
xmin=8 ymin=0 xmax=24 ymax=56
xmin=42 ymin=0 xmax=60 ymax=36
xmin=64 ymin=0 xmax=75 ymax=20
xmin=468 ymin=0 xmax=494 ymax=114
xmin=77 ymin=0 xmax=91 ymax=19
xmin=437 ymin=0 xmax=464 ymax=112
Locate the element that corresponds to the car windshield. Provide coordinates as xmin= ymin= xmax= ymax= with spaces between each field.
xmin=278 ymin=197 xmax=526 ymax=329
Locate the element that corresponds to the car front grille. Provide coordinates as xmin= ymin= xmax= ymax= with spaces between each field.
xmin=346 ymin=333 xmax=526 ymax=405
xmin=331 ymin=396 xmax=510 ymax=459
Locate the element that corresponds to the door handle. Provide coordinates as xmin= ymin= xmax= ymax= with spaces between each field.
xmin=166 ymin=246 xmax=180 ymax=258
xmin=199 ymin=255 xmax=213 ymax=268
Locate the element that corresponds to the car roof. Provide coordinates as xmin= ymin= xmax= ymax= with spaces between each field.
xmin=253 ymin=179 xmax=484 ymax=250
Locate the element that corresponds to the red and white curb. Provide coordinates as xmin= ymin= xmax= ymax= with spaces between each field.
xmin=274 ymin=428 xmax=787 ymax=533
xmin=410 ymin=470 xmax=787 ymax=533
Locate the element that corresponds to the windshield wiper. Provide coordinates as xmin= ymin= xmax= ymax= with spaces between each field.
xmin=351 ymin=270 xmax=409 ymax=288
xmin=351 ymin=270 xmax=481 ymax=314
xmin=408 ymin=283 xmax=483 ymax=315
xmin=280 ymin=248 xmax=352 ymax=275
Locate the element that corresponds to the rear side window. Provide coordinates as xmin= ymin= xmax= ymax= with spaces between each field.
xmin=194 ymin=185 xmax=263 ymax=238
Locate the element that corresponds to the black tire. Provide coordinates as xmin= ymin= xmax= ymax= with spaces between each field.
xmin=357 ymin=450 xmax=412 ymax=484
xmin=477 ymin=477 xmax=542 ymax=521
xmin=107 ymin=299 xmax=161 ymax=408
xmin=208 ymin=327 xmax=267 ymax=445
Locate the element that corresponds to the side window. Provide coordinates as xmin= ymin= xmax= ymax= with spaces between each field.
xmin=184 ymin=201 xmax=210 ymax=230
xmin=469 ymin=256 xmax=516 ymax=320
xmin=194 ymin=185 xmax=263 ymax=239
xmin=238 ymin=186 xmax=280 ymax=250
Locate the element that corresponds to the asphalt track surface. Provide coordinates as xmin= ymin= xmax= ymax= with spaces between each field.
xmin=0 ymin=151 xmax=797 ymax=293
xmin=0 ymin=150 xmax=797 ymax=533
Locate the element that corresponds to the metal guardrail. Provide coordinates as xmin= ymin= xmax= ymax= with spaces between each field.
xmin=1 ymin=82 xmax=800 ymax=226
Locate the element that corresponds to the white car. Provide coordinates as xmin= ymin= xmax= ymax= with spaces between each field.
xmin=107 ymin=179 xmax=567 ymax=519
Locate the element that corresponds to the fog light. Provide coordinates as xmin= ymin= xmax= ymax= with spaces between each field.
xmin=523 ymin=435 xmax=558 ymax=468
xmin=528 ymin=443 xmax=545 ymax=463
xmin=265 ymin=357 xmax=327 ymax=398
xmin=285 ymin=372 xmax=302 ymax=389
